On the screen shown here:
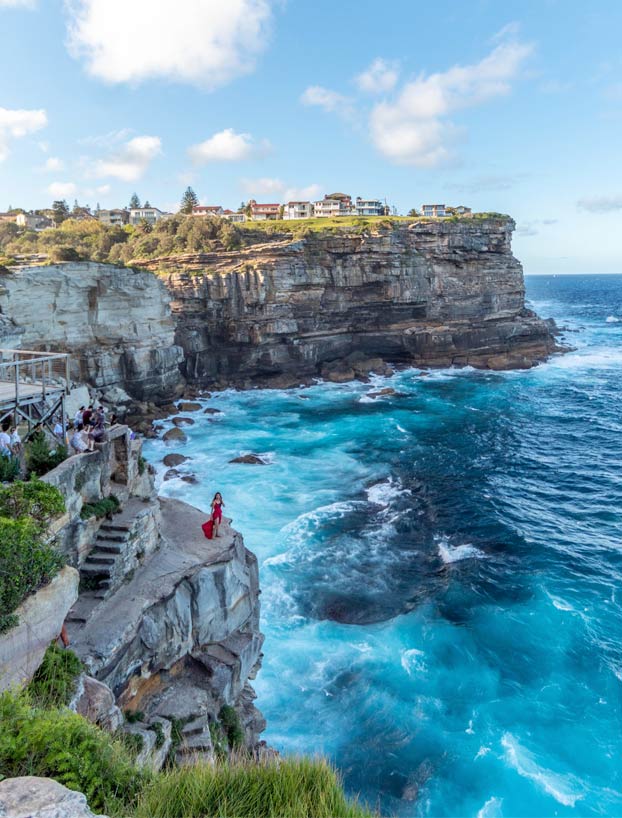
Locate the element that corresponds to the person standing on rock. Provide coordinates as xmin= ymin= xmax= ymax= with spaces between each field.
xmin=211 ymin=492 xmax=225 ymax=537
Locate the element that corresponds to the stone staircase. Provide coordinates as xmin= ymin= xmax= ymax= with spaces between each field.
xmin=79 ymin=519 xmax=133 ymax=597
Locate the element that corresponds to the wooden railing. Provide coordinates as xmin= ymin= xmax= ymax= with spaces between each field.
xmin=0 ymin=349 xmax=70 ymax=402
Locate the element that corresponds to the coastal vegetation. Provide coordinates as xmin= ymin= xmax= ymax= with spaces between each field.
xmin=0 ymin=683 xmax=373 ymax=817
xmin=0 ymin=480 xmax=65 ymax=633
xmin=0 ymin=211 xmax=509 ymax=269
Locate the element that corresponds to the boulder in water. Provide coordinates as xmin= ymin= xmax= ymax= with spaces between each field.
xmin=163 ymin=427 xmax=187 ymax=443
xmin=163 ymin=453 xmax=189 ymax=467
xmin=203 ymin=407 xmax=222 ymax=415
xmin=178 ymin=401 xmax=202 ymax=412
xmin=172 ymin=416 xmax=196 ymax=427
xmin=229 ymin=454 xmax=267 ymax=465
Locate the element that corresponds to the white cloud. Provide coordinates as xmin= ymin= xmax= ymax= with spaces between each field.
xmin=188 ymin=129 xmax=270 ymax=164
xmin=300 ymin=85 xmax=354 ymax=116
xmin=369 ymin=40 xmax=533 ymax=166
xmin=43 ymin=156 xmax=64 ymax=172
xmin=241 ymin=177 xmax=322 ymax=202
xmin=356 ymin=58 xmax=399 ymax=94
xmin=65 ymin=0 xmax=273 ymax=89
xmin=48 ymin=181 xmax=78 ymax=198
xmin=577 ymin=195 xmax=622 ymax=213
xmin=94 ymin=134 xmax=162 ymax=181
xmin=491 ymin=22 xmax=522 ymax=43
xmin=0 ymin=107 xmax=47 ymax=161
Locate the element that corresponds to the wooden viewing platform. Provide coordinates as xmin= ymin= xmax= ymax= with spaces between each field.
xmin=0 ymin=348 xmax=71 ymax=439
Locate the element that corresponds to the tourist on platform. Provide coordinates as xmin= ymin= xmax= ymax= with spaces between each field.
xmin=9 ymin=426 xmax=21 ymax=455
xmin=70 ymin=424 xmax=88 ymax=454
xmin=74 ymin=406 xmax=85 ymax=428
xmin=53 ymin=417 xmax=64 ymax=440
xmin=87 ymin=415 xmax=106 ymax=450
xmin=82 ymin=405 xmax=94 ymax=427
xmin=0 ymin=427 xmax=11 ymax=457
xmin=211 ymin=492 xmax=225 ymax=538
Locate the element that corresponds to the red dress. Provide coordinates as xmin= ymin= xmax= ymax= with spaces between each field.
xmin=212 ymin=501 xmax=223 ymax=522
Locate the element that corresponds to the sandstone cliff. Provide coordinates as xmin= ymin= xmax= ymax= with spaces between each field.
xmin=0 ymin=262 xmax=184 ymax=402
xmin=142 ymin=217 xmax=556 ymax=387
xmin=0 ymin=219 xmax=556 ymax=398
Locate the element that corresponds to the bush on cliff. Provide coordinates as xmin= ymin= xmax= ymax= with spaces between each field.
xmin=0 ymin=691 xmax=146 ymax=815
xmin=0 ymin=478 xmax=65 ymax=528
xmin=26 ymin=431 xmax=68 ymax=477
xmin=0 ymin=517 xmax=65 ymax=633
xmin=27 ymin=644 xmax=83 ymax=709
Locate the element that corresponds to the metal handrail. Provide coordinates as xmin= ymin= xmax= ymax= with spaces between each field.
xmin=0 ymin=348 xmax=70 ymax=396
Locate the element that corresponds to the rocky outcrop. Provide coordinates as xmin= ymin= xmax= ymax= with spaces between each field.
xmin=0 ymin=262 xmax=184 ymax=402
xmin=0 ymin=567 xmax=79 ymax=692
xmin=0 ymin=777 xmax=107 ymax=818
xmin=140 ymin=217 xmax=556 ymax=387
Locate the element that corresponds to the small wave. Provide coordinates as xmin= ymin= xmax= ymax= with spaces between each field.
xmin=358 ymin=396 xmax=376 ymax=404
xmin=396 ymin=424 xmax=407 ymax=433
xmin=605 ymin=315 xmax=620 ymax=323
xmin=501 ymin=733 xmax=584 ymax=807
xmin=400 ymin=648 xmax=426 ymax=676
xmin=263 ymin=550 xmax=293 ymax=567
xmin=476 ymin=796 xmax=503 ymax=818
xmin=366 ymin=477 xmax=411 ymax=507
xmin=438 ymin=540 xmax=485 ymax=564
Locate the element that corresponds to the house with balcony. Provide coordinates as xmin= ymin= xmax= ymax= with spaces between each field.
xmin=129 ymin=206 xmax=166 ymax=225
xmin=96 ymin=209 xmax=129 ymax=226
xmin=15 ymin=213 xmax=54 ymax=230
xmin=422 ymin=204 xmax=447 ymax=218
xmin=249 ymin=200 xmax=280 ymax=221
xmin=355 ymin=198 xmax=388 ymax=217
xmin=284 ymin=201 xmax=313 ymax=220
xmin=455 ymin=205 xmax=472 ymax=215
xmin=222 ymin=209 xmax=247 ymax=223
xmin=191 ymin=205 xmax=224 ymax=217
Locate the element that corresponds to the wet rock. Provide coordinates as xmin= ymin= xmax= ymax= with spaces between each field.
xmin=229 ymin=454 xmax=267 ymax=465
xmin=163 ymin=453 xmax=189 ymax=467
xmin=178 ymin=401 xmax=202 ymax=412
xmin=181 ymin=474 xmax=199 ymax=485
xmin=172 ymin=416 xmax=196 ymax=426
xmin=163 ymin=427 xmax=187 ymax=443
xmin=203 ymin=407 xmax=222 ymax=415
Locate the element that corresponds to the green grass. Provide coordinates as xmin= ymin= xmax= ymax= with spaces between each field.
xmin=26 ymin=644 xmax=83 ymax=709
xmin=80 ymin=494 xmax=120 ymax=520
xmin=135 ymin=756 xmax=374 ymax=818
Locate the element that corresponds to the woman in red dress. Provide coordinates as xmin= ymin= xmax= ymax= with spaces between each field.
xmin=211 ymin=492 xmax=225 ymax=538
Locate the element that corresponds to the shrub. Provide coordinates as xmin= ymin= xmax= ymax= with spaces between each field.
xmin=136 ymin=756 xmax=373 ymax=818
xmin=0 ymin=478 xmax=65 ymax=527
xmin=218 ymin=704 xmax=244 ymax=751
xmin=0 ymin=454 xmax=20 ymax=483
xmin=0 ymin=691 xmax=147 ymax=815
xmin=80 ymin=495 xmax=120 ymax=520
xmin=27 ymin=644 xmax=83 ymax=708
xmin=0 ymin=517 xmax=64 ymax=633
xmin=49 ymin=245 xmax=82 ymax=262
xmin=137 ymin=455 xmax=146 ymax=476
xmin=148 ymin=721 xmax=165 ymax=749
xmin=26 ymin=431 xmax=67 ymax=477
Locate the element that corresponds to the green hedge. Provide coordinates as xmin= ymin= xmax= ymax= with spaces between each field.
xmin=80 ymin=495 xmax=120 ymax=520
xmin=0 ymin=518 xmax=65 ymax=633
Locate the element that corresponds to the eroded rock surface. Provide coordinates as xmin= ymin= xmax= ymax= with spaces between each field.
xmin=0 ymin=777 xmax=107 ymax=818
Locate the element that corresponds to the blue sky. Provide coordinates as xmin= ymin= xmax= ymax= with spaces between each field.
xmin=1 ymin=0 xmax=621 ymax=273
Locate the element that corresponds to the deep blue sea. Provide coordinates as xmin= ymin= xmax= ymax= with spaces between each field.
xmin=145 ymin=274 xmax=622 ymax=817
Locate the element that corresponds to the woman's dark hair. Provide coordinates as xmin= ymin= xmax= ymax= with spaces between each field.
xmin=213 ymin=492 xmax=222 ymax=502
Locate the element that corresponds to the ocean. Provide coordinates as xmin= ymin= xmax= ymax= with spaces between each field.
xmin=144 ymin=274 xmax=622 ymax=817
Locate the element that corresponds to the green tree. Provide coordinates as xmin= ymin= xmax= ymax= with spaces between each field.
xmin=180 ymin=186 xmax=199 ymax=214
xmin=129 ymin=193 xmax=141 ymax=209
xmin=407 ymin=208 xmax=420 ymax=217
xmin=51 ymin=200 xmax=70 ymax=225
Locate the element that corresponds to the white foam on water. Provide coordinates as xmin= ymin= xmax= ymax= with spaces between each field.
xmin=606 ymin=315 xmax=620 ymax=323
xmin=396 ymin=424 xmax=408 ymax=433
xmin=358 ymin=395 xmax=376 ymax=404
xmin=366 ymin=477 xmax=410 ymax=507
xmin=400 ymin=648 xmax=427 ymax=676
xmin=263 ymin=550 xmax=293 ymax=567
xmin=475 ymin=746 xmax=491 ymax=759
xmin=476 ymin=796 xmax=503 ymax=818
xmin=501 ymin=733 xmax=584 ymax=807
xmin=438 ymin=539 xmax=485 ymax=564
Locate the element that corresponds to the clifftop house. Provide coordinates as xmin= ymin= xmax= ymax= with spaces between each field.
xmin=129 ymin=206 xmax=167 ymax=225
xmin=249 ymin=200 xmax=280 ymax=221
xmin=96 ymin=209 xmax=129 ymax=226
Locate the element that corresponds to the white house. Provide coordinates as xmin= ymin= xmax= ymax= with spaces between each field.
xmin=249 ymin=201 xmax=281 ymax=221
xmin=422 ymin=204 xmax=446 ymax=218
xmin=129 ymin=206 xmax=166 ymax=225
xmin=16 ymin=213 xmax=54 ymax=230
xmin=284 ymin=201 xmax=313 ymax=220
xmin=355 ymin=198 xmax=388 ymax=217
xmin=222 ymin=210 xmax=247 ymax=223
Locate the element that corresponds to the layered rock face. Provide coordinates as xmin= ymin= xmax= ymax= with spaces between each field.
xmin=144 ymin=218 xmax=555 ymax=386
xmin=0 ymin=262 xmax=184 ymax=402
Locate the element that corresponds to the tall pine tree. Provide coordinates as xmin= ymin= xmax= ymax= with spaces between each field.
xmin=129 ymin=193 xmax=141 ymax=209
xmin=180 ymin=186 xmax=199 ymax=214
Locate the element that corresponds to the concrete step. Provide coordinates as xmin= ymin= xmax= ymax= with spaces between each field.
xmin=81 ymin=561 xmax=113 ymax=576
xmin=85 ymin=553 xmax=116 ymax=566
xmin=93 ymin=542 xmax=124 ymax=555
xmin=96 ymin=532 xmax=129 ymax=543
xmin=100 ymin=522 xmax=133 ymax=533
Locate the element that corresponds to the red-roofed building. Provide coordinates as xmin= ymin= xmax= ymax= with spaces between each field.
xmin=249 ymin=200 xmax=281 ymax=221
xmin=192 ymin=205 xmax=224 ymax=217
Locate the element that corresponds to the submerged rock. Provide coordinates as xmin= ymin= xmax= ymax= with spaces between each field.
xmin=229 ymin=454 xmax=267 ymax=465
xmin=163 ymin=453 xmax=189 ymax=467
xmin=172 ymin=416 xmax=196 ymax=426
xmin=178 ymin=401 xmax=202 ymax=412
xmin=203 ymin=407 xmax=223 ymax=415
xmin=163 ymin=427 xmax=187 ymax=443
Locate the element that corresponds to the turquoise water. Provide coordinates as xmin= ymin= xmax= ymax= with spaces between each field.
xmin=145 ymin=275 xmax=622 ymax=817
